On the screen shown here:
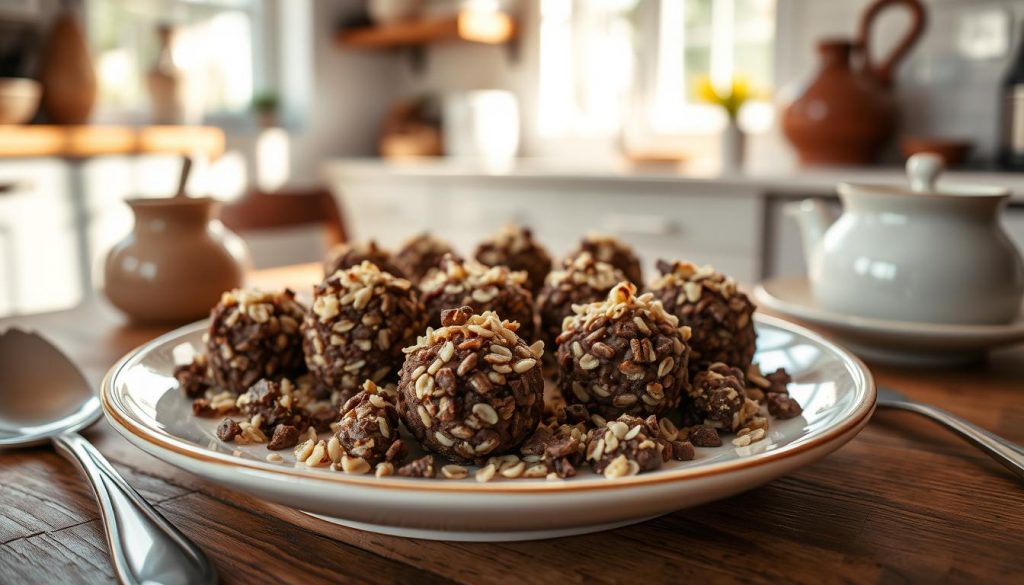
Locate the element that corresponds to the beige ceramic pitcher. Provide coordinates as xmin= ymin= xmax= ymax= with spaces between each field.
xmin=103 ymin=197 xmax=250 ymax=324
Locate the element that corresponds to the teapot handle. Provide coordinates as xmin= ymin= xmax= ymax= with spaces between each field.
xmin=856 ymin=0 xmax=927 ymax=87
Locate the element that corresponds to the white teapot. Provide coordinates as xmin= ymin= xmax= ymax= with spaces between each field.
xmin=790 ymin=153 xmax=1024 ymax=325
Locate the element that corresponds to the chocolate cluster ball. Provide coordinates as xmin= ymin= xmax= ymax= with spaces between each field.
xmin=302 ymin=261 xmax=426 ymax=399
xmin=649 ymin=260 xmax=756 ymax=375
xmin=323 ymin=240 xmax=405 ymax=279
xmin=216 ymin=378 xmax=316 ymax=450
xmin=757 ymin=367 xmax=803 ymax=420
xmin=687 ymin=363 xmax=761 ymax=432
xmin=556 ymin=282 xmax=691 ymax=419
xmin=239 ymin=379 xmax=308 ymax=428
xmin=519 ymin=421 xmax=587 ymax=478
xmin=397 ymin=306 xmax=545 ymax=463
xmin=536 ymin=253 xmax=625 ymax=351
xmin=174 ymin=354 xmax=211 ymax=398
xmin=335 ymin=380 xmax=406 ymax=468
xmin=474 ymin=224 xmax=552 ymax=294
xmin=205 ymin=289 xmax=306 ymax=393
xmin=565 ymin=233 xmax=643 ymax=285
xmin=394 ymin=232 xmax=459 ymax=284
xmin=584 ymin=415 xmax=667 ymax=478
xmin=420 ymin=255 xmax=536 ymax=337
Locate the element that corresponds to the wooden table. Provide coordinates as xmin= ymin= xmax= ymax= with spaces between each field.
xmin=2 ymin=264 xmax=1023 ymax=584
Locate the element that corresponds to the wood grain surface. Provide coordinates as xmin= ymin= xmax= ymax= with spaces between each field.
xmin=1 ymin=264 xmax=1022 ymax=584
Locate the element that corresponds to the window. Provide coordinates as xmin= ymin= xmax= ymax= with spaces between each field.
xmin=536 ymin=0 xmax=776 ymax=141
xmin=537 ymin=0 xmax=637 ymax=139
xmin=87 ymin=0 xmax=267 ymax=123
xmin=649 ymin=0 xmax=776 ymax=133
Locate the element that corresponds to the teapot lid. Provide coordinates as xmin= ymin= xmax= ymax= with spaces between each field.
xmin=838 ymin=153 xmax=1009 ymax=199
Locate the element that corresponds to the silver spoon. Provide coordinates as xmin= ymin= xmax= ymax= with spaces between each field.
xmin=877 ymin=387 xmax=1024 ymax=482
xmin=0 ymin=328 xmax=216 ymax=585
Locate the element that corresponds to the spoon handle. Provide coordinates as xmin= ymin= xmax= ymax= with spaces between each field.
xmin=53 ymin=431 xmax=217 ymax=585
xmin=879 ymin=400 xmax=1024 ymax=482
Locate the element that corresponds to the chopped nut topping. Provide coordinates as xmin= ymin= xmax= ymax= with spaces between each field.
xmin=473 ymin=224 xmax=553 ymax=293
xmin=420 ymin=254 xmax=536 ymax=334
xmin=564 ymin=232 xmax=643 ymax=285
xmin=323 ymin=240 xmax=405 ymax=279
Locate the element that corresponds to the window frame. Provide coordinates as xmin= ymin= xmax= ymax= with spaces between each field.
xmin=631 ymin=0 xmax=777 ymax=137
xmin=87 ymin=0 xmax=275 ymax=128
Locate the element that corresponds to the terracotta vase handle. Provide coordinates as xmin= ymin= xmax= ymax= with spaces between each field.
xmin=856 ymin=0 xmax=927 ymax=87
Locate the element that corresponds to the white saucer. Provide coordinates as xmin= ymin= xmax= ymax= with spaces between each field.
xmin=753 ymin=276 xmax=1024 ymax=367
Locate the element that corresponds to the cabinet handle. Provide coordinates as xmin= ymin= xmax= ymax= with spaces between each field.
xmin=602 ymin=214 xmax=680 ymax=236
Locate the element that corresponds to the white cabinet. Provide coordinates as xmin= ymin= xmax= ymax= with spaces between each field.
xmin=0 ymin=160 xmax=81 ymax=316
xmin=329 ymin=162 xmax=1024 ymax=290
xmin=0 ymin=156 xmax=183 ymax=317
xmin=334 ymin=175 xmax=766 ymax=284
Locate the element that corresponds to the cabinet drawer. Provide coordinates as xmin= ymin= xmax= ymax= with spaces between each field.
xmin=336 ymin=186 xmax=434 ymax=249
xmin=442 ymin=186 xmax=761 ymax=262
xmin=332 ymin=178 xmax=763 ymax=283
xmin=572 ymin=192 xmax=759 ymax=256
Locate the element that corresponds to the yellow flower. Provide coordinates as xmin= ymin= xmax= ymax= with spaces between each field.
xmin=696 ymin=75 xmax=720 ymax=104
xmin=693 ymin=74 xmax=762 ymax=120
xmin=730 ymin=76 xmax=752 ymax=104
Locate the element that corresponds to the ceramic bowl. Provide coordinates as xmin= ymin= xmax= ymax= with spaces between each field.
xmin=368 ymin=0 xmax=419 ymax=24
xmin=0 ymin=77 xmax=41 ymax=124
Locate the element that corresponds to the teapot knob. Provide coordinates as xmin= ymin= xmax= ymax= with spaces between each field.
xmin=906 ymin=152 xmax=943 ymax=192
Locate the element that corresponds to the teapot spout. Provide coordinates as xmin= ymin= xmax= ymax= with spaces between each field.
xmin=785 ymin=199 xmax=835 ymax=265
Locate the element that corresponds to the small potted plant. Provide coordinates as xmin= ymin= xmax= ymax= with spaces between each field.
xmin=696 ymin=75 xmax=755 ymax=171
xmin=251 ymin=91 xmax=280 ymax=127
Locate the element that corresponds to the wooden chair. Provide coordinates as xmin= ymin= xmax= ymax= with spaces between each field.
xmin=220 ymin=186 xmax=347 ymax=243
xmin=219 ymin=186 xmax=348 ymax=267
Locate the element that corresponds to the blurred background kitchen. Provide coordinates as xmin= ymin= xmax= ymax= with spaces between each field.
xmin=2 ymin=0 xmax=1024 ymax=319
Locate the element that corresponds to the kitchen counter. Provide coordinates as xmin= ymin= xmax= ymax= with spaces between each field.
xmin=326 ymin=157 xmax=1024 ymax=201
xmin=323 ymin=158 xmax=1024 ymax=285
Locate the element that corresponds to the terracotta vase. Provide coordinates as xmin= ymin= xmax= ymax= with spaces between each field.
xmin=146 ymin=24 xmax=184 ymax=124
xmin=37 ymin=6 xmax=97 ymax=125
xmin=782 ymin=0 xmax=926 ymax=166
xmin=103 ymin=197 xmax=251 ymax=324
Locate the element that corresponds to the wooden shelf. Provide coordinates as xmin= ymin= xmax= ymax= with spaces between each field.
xmin=338 ymin=11 xmax=517 ymax=49
xmin=0 ymin=125 xmax=225 ymax=159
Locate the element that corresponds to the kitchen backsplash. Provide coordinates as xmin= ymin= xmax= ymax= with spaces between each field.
xmin=777 ymin=0 xmax=1024 ymax=164
xmin=395 ymin=0 xmax=1024 ymax=165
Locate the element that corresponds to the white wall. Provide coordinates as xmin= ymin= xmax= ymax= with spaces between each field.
xmin=286 ymin=0 xmax=402 ymax=181
xmin=392 ymin=1 xmax=542 ymax=156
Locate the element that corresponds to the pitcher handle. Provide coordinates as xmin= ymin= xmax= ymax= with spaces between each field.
xmin=856 ymin=0 xmax=927 ymax=87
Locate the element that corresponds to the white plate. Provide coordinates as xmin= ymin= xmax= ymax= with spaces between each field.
xmin=754 ymin=276 xmax=1024 ymax=367
xmin=102 ymin=314 xmax=874 ymax=542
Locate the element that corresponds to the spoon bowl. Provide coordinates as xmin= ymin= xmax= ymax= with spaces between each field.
xmin=0 ymin=328 xmax=101 ymax=445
